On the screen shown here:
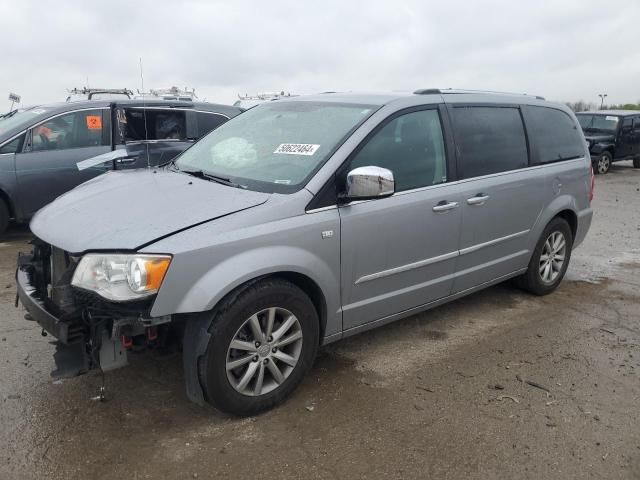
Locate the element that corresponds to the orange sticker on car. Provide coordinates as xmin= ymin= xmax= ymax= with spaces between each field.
xmin=86 ymin=115 xmax=102 ymax=130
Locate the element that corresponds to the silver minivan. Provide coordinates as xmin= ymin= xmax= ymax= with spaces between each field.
xmin=17 ymin=90 xmax=594 ymax=416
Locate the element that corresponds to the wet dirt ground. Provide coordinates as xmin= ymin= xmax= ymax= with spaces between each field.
xmin=1 ymin=162 xmax=639 ymax=480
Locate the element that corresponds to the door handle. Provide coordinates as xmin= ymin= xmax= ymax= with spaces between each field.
xmin=116 ymin=156 xmax=137 ymax=164
xmin=466 ymin=194 xmax=490 ymax=206
xmin=432 ymin=201 xmax=459 ymax=212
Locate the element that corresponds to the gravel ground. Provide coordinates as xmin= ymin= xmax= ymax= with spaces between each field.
xmin=1 ymin=161 xmax=639 ymax=480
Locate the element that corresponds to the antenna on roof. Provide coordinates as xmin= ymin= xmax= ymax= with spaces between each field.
xmin=139 ymin=57 xmax=151 ymax=169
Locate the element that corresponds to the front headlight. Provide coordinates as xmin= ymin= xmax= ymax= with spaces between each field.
xmin=71 ymin=254 xmax=171 ymax=301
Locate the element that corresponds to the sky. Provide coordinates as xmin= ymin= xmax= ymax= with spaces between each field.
xmin=1 ymin=0 xmax=639 ymax=109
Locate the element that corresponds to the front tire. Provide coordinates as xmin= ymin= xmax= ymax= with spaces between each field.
xmin=633 ymin=156 xmax=640 ymax=169
xmin=595 ymin=151 xmax=612 ymax=174
xmin=198 ymin=278 xmax=319 ymax=416
xmin=516 ymin=217 xmax=573 ymax=296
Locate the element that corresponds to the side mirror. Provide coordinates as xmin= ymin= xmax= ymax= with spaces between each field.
xmin=342 ymin=166 xmax=395 ymax=201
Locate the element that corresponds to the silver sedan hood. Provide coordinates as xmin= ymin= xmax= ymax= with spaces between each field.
xmin=31 ymin=169 xmax=269 ymax=253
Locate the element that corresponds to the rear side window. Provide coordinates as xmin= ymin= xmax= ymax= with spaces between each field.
xmin=349 ymin=109 xmax=447 ymax=191
xmin=197 ymin=112 xmax=227 ymax=137
xmin=451 ymin=107 xmax=528 ymax=178
xmin=525 ymin=107 xmax=585 ymax=164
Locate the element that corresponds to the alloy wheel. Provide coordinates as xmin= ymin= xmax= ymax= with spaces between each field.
xmin=597 ymin=155 xmax=610 ymax=174
xmin=539 ymin=231 xmax=566 ymax=284
xmin=226 ymin=307 xmax=303 ymax=396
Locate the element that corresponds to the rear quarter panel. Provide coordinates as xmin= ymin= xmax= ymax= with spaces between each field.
xmin=528 ymin=157 xmax=593 ymax=252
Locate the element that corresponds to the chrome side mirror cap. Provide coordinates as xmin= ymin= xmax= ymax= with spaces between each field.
xmin=343 ymin=166 xmax=395 ymax=201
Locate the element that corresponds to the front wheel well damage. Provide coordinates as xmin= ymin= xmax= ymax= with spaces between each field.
xmin=180 ymin=271 xmax=328 ymax=406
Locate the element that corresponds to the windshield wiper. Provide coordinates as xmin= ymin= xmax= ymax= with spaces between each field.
xmin=0 ymin=110 xmax=18 ymax=120
xmin=179 ymin=168 xmax=245 ymax=189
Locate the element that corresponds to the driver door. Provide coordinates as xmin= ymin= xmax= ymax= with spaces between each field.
xmin=339 ymin=107 xmax=462 ymax=330
xmin=15 ymin=108 xmax=110 ymax=217
xmin=617 ymin=117 xmax=635 ymax=158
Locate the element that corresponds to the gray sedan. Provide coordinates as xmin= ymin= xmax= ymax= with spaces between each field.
xmin=0 ymin=99 xmax=241 ymax=232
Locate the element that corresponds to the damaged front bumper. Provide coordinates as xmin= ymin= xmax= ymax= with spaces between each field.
xmin=16 ymin=252 xmax=92 ymax=377
xmin=16 ymin=243 xmax=170 ymax=379
xmin=17 ymin=254 xmax=78 ymax=343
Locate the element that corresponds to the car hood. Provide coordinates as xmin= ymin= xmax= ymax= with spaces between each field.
xmin=584 ymin=133 xmax=615 ymax=143
xmin=31 ymin=169 xmax=270 ymax=253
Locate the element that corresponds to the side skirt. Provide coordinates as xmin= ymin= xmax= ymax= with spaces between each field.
xmin=321 ymin=268 xmax=527 ymax=345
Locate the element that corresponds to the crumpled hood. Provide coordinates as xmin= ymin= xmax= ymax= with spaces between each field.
xmin=31 ymin=169 xmax=269 ymax=253
xmin=584 ymin=133 xmax=615 ymax=144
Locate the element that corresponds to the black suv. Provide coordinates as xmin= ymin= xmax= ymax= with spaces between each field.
xmin=576 ymin=110 xmax=640 ymax=174
xmin=0 ymin=100 xmax=242 ymax=232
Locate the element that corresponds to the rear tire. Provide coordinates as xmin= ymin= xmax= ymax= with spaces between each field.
xmin=595 ymin=151 xmax=612 ymax=174
xmin=198 ymin=278 xmax=319 ymax=416
xmin=516 ymin=217 xmax=573 ymax=296
xmin=0 ymin=200 xmax=9 ymax=234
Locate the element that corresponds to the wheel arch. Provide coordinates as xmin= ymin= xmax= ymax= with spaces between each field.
xmin=0 ymin=187 xmax=15 ymax=220
xmin=207 ymin=271 xmax=329 ymax=343
xmin=530 ymin=196 xmax=579 ymax=253
xmin=555 ymin=209 xmax=577 ymax=241
xmin=269 ymin=271 xmax=328 ymax=341
xmin=153 ymin=246 xmax=340 ymax=340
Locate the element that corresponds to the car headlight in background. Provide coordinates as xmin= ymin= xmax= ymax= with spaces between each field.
xmin=71 ymin=254 xmax=171 ymax=301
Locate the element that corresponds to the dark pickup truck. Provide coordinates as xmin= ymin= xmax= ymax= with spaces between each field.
xmin=576 ymin=110 xmax=640 ymax=174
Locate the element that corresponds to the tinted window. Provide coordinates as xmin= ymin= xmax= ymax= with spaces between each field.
xmin=197 ymin=112 xmax=227 ymax=137
xmin=125 ymin=109 xmax=186 ymax=141
xmin=29 ymin=109 xmax=105 ymax=152
xmin=451 ymin=107 xmax=528 ymax=178
xmin=622 ymin=117 xmax=633 ymax=129
xmin=349 ymin=109 xmax=447 ymax=191
xmin=634 ymin=117 xmax=640 ymax=131
xmin=526 ymin=107 xmax=585 ymax=164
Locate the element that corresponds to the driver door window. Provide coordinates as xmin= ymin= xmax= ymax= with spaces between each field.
xmin=349 ymin=109 xmax=447 ymax=191
xmin=27 ymin=109 xmax=105 ymax=152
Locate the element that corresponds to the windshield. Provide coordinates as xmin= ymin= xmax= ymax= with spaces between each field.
xmin=577 ymin=114 xmax=619 ymax=133
xmin=174 ymin=101 xmax=377 ymax=193
xmin=0 ymin=107 xmax=47 ymax=136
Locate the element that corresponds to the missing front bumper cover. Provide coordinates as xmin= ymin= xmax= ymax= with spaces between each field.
xmin=51 ymin=341 xmax=89 ymax=378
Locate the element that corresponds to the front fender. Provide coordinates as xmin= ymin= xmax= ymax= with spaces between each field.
xmin=151 ymin=245 xmax=341 ymax=336
xmin=590 ymin=143 xmax=614 ymax=155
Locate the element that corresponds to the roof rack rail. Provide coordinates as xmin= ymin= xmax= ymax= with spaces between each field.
xmin=438 ymin=88 xmax=545 ymax=100
xmin=413 ymin=88 xmax=441 ymax=95
xmin=414 ymin=88 xmax=544 ymax=100
xmin=66 ymin=87 xmax=133 ymax=101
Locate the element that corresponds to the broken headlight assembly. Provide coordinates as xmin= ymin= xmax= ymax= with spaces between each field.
xmin=71 ymin=254 xmax=171 ymax=301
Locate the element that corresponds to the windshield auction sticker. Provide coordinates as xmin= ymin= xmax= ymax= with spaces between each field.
xmin=274 ymin=143 xmax=320 ymax=155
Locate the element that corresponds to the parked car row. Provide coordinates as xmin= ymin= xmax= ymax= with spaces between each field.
xmin=16 ymin=89 xmax=594 ymax=416
xmin=0 ymin=100 xmax=242 ymax=232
